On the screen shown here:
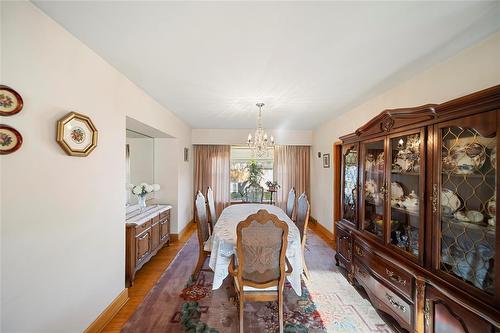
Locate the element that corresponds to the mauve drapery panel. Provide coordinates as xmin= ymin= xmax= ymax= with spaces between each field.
xmin=273 ymin=145 xmax=311 ymax=212
xmin=193 ymin=145 xmax=231 ymax=217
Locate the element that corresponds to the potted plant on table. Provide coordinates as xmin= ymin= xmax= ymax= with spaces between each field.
xmin=265 ymin=180 xmax=280 ymax=192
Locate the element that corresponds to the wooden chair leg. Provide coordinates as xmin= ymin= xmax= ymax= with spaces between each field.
xmin=303 ymin=253 xmax=312 ymax=281
xmin=239 ymin=294 xmax=244 ymax=333
xmin=278 ymin=291 xmax=284 ymax=333
xmin=192 ymin=250 xmax=207 ymax=279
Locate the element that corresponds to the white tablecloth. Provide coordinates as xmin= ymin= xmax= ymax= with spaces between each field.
xmin=209 ymin=204 xmax=303 ymax=296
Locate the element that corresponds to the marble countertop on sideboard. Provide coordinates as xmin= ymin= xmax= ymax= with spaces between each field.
xmin=126 ymin=204 xmax=172 ymax=226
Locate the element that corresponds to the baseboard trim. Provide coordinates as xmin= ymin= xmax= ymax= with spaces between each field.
xmin=310 ymin=216 xmax=334 ymax=240
xmin=171 ymin=219 xmax=194 ymax=242
xmin=84 ymin=288 xmax=128 ymax=333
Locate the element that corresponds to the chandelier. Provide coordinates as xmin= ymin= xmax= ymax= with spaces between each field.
xmin=247 ymin=103 xmax=274 ymax=158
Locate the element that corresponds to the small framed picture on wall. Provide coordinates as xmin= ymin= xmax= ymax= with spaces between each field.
xmin=323 ymin=153 xmax=330 ymax=168
xmin=184 ymin=147 xmax=189 ymax=162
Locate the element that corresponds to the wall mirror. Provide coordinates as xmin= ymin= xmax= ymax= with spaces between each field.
xmin=126 ymin=129 xmax=154 ymax=205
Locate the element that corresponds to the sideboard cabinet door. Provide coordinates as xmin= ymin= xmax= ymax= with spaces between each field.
xmin=425 ymin=285 xmax=494 ymax=333
xmin=136 ymin=230 xmax=151 ymax=263
xmin=160 ymin=216 xmax=170 ymax=243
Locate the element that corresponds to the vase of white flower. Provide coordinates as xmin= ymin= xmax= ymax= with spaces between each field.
xmin=137 ymin=195 xmax=147 ymax=208
xmin=131 ymin=183 xmax=161 ymax=210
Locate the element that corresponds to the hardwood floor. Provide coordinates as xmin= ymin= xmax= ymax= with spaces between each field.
xmin=101 ymin=220 xmax=332 ymax=332
xmin=102 ymin=222 xmax=196 ymax=333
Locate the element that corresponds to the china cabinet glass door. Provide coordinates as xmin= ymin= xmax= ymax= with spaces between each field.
xmin=362 ymin=139 xmax=386 ymax=239
xmin=388 ymin=130 xmax=424 ymax=260
xmin=437 ymin=112 xmax=497 ymax=296
xmin=341 ymin=143 xmax=358 ymax=225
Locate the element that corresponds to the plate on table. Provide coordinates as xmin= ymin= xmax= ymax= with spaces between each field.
xmin=441 ymin=188 xmax=462 ymax=216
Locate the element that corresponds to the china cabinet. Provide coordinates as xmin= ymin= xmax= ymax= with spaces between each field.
xmin=335 ymin=85 xmax=500 ymax=332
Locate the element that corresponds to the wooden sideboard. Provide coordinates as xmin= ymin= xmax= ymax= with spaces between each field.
xmin=125 ymin=204 xmax=171 ymax=287
xmin=335 ymin=85 xmax=500 ymax=332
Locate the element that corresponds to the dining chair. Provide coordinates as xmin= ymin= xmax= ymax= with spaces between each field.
xmin=193 ymin=191 xmax=211 ymax=279
xmin=206 ymin=186 xmax=217 ymax=230
xmin=229 ymin=209 xmax=292 ymax=333
xmin=296 ymin=193 xmax=311 ymax=281
xmin=244 ymin=183 xmax=264 ymax=203
xmin=285 ymin=187 xmax=296 ymax=219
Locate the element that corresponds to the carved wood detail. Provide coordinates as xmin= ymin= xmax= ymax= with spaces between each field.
xmin=355 ymin=104 xmax=437 ymax=136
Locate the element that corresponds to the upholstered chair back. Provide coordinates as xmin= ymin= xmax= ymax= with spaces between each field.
xmin=195 ymin=191 xmax=210 ymax=244
xmin=236 ymin=209 xmax=288 ymax=285
xmin=295 ymin=193 xmax=310 ymax=243
xmin=286 ymin=187 xmax=296 ymax=219
xmin=207 ymin=186 xmax=217 ymax=225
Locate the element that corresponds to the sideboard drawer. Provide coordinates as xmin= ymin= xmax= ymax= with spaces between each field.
xmin=135 ymin=220 xmax=151 ymax=235
xmin=160 ymin=210 xmax=170 ymax=220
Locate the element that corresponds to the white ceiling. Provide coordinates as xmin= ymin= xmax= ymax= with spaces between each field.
xmin=34 ymin=1 xmax=500 ymax=130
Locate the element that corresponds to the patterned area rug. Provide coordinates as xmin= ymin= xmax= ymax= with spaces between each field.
xmin=122 ymin=230 xmax=392 ymax=332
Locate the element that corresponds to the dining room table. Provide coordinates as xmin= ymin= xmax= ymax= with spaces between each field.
xmin=208 ymin=203 xmax=303 ymax=296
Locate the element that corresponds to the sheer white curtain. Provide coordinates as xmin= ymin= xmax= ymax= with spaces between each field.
xmin=193 ymin=145 xmax=231 ymax=217
xmin=273 ymin=145 xmax=311 ymax=211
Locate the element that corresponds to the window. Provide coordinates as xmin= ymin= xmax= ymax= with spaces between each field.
xmin=230 ymin=146 xmax=274 ymax=201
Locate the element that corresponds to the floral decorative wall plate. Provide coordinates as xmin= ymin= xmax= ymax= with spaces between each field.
xmin=0 ymin=125 xmax=23 ymax=154
xmin=0 ymin=85 xmax=23 ymax=116
xmin=56 ymin=112 xmax=98 ymax=156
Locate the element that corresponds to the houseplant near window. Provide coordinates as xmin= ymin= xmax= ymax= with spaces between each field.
xmin=265 ymin=180 xmax=280 ymax=192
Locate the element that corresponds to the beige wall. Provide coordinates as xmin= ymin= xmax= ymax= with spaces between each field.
xmin=0 ymin=2 xmax=192 ymax=332
xmin=311 ymin=31 xmax=500 ymax=231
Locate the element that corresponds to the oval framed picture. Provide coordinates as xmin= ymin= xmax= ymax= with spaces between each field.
xmin=0 ymin=85 xmax=24 ymax=116
xmin=0 ymin=124 xmax=23 ymax=154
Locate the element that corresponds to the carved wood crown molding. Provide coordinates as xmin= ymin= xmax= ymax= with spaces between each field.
xmin=355 ymin=104 xmax=437 ymax=136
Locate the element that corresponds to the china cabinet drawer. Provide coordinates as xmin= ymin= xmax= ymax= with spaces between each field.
xmin=152 ymin=215 xmax=160 ymax=224
xmin=354 ymin=241 xmax=413 ymax=299
xmin=135 ymin=220 xmax=151 ymax=235
xmin=355 ymin=262 xmax=412 ymax=330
